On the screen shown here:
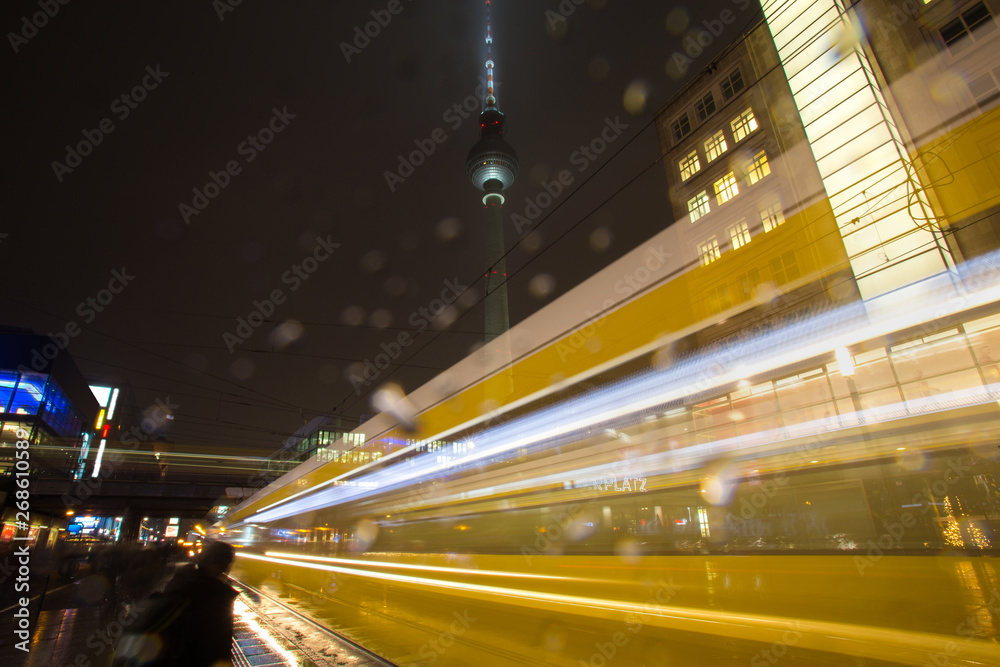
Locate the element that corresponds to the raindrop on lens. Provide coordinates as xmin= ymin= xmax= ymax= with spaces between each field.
xmin=529 ymin=274 xmax=556 ymax=299
xmin=369 ymin=309 xmax=394 ymax=328
xmin=590 ymin=227 xmax=612 ymax=251
xmin=624 ymin=79 xmax=649 ymax=115
xmin=230 ymin=358 xmax=254 ymax=381
xmin=340 ymin=306 xmax=366 ymax=326
xmin=360 ymin=250 xmax=386 ymax=273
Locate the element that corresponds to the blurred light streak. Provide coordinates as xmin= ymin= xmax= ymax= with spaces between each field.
xmin=245 ymin=252 xmax=1000 ymax=524
xmin=236 ymin=553 xmax=1000 ymax=666
xmin=266 ymin=551 xmax=592 ymax=582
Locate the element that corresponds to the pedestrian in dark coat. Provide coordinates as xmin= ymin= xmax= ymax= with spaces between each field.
xmin=114 ymin=541 xmax=239 ymax=667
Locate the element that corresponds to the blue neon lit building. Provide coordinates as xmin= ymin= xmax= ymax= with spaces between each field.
xmin=0 ymin=328 xmax=100 ymax=480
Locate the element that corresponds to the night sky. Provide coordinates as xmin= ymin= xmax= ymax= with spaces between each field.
xmin=5 ymin=0 xmax=746 ymax=453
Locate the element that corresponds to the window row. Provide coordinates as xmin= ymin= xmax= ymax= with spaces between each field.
xmin=678 ymin=107 xmax=759 ymax=181
xmin=696 ymin=202 xmax=786 ymax=267
xmin=702 ymin=250 xmax=801 ymax=313
xmin=670 ymin=68 xmax=745 ymax=142
xmin=686 ymin=150 xmax=772 ymax=221
xmin=687 ymin=312 xmax=1000 ymax=431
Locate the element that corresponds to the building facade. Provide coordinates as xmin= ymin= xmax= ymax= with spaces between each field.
xmin=655 ymin=17 xmax=860 ymax=345
xmin=0 ymin=329 xmax=100 ymax=549
xmin=655 ymin=0 xmax=1000 ymax=343
xmin=855 ymin=0 xmax=1000 ymax=260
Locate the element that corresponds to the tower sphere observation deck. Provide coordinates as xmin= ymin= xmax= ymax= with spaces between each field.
xmin=467 ymin=109 xmax=519 ymax=200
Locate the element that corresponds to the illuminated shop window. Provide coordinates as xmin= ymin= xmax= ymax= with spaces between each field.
xmin=747 ymin=150 xmax=771 ymax=184
xmin=940 ymin=3 xmax=996 ymax=53
xmin=671 ymin=112 xmax=691 ymax=141
xmin=705 ymin=130 xmax=728 ymax=162
xmin=730 ymin=108 xmax=758 ymax=142
xmin=769 ymin=250 xmax=801 ymax=284
xmin=698 ymin=236 xmax=721 ymax=266
xmin=760 ymin=202 xmax=785 ymax=231
xmin=729 ymin=218 xmax=752 ymax=249
xmin=721 ymin=68 xmax=744 ymax=100
xmin=714 ymin=172 xmax=739 ymax=204
xmin=688 ymin=191 xmax=711 ymax=221
xmin=679 ymin=150 xmax=701 ymax=181
xmin=696 ymin=92 xmax=717 ymax=122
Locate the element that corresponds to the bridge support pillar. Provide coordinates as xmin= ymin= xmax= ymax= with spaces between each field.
xmin=117 ymin=506 xmax=142 ymax=544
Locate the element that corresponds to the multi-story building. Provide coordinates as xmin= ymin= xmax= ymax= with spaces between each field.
xmin=264 ymin=415 xmax=372 ymax=476
xmin=655 ymin=0 xmax=1000 ymax=344
xmin=0 ymin=328 xmax=100 ymax=548
xmin=655 ymin=16 xmax=860 ymax=345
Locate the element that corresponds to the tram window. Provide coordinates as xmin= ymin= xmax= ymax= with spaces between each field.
xmin=774 ymin=373 xmax=831 ymax=411
xmin=851 ymin=351 xmax=897 ymax=393
xmin=693 ymin=397 xmax=731 ymax=430
xmin=967 ymin=328 xmax=1000 ymax=381
xmin=736 ymin=414 xmax=783 ymax=436
xmin=858 ymin=386 xmax=902 ymax=410
xmin=731 ymin=383 xmax=778 ymax=419
xmin=965 ymin=311 xmax=1000 ymax=333
xmin=890 ymin=334 xmax=975 ymax=384
xmin=902 ymin=368 xmax=982 ymax=402
xmin=782 ymin=403 xmax=833 ymax=427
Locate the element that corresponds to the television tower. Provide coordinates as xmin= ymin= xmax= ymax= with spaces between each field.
xmin=467 ymin=0 xmax=518 ymax=343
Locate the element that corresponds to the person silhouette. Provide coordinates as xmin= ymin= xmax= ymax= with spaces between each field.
xmin=114 ymin=541 xmax=239 ymax=666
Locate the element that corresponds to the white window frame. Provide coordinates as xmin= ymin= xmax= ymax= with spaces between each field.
xmin=705 ymin=130 xmax=728 ymax=162
xmin=731 ymin=108 xmax=758 ymax=142
xmin=679 ymin=150 xmax=701 ymax=181
xmin=688 ymin=191 xmax=711 ymax=222
xmin=747 ymin=150 xmax=771 ymax=185
xmin=714 ymin=172 xmax=739 ymax=205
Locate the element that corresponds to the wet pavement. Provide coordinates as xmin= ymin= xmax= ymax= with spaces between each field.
xmin=0 ymin=565 xmax=396 ymax=667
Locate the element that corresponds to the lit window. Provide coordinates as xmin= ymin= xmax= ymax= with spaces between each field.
xmin=940 ymin=3 xmax=996 ymax=53
xmin=729 ymin=218 xmax=752 ymax=249
xmin=769 ymin=250 xmax=801 ymax=284
xmin=671 ymin=113 xmax=691 ymax=142
xmin=705 ymin=131 xmax=728 ymax=162
xmin=721 ymin=69 xmax=745 ymax=100
xmin=698 ymin=237 xmax=721 ymax=266
xmin=747 ymin=150 xmax=771 ymax=185
xmin=695 ymin=92 xmax=716 ymax=122
xmin=714 ymin=172 xmax=739 ymax=205
xmin=760 ymin=202 xmax=785 ymax=231
xmin=679 ymin=151 xmax=701 ymax=181
xmin=705 ymin=130 xmax=727 ymax=162
xmin=731 ymin=108 xmax=758 ymax=142
xmin=688 ymin=191 xmax=710 ymax=222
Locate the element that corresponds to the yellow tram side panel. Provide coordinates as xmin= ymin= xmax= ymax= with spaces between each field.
xmin=226 ymin=197 xmax=849 ymax=524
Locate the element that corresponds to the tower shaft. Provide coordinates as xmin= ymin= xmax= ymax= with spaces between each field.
xmin=484 ymin=195 xmax=509 ymax=342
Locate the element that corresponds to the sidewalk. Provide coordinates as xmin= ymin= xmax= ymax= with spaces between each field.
xmin=0 ymin=564 xmax=395 ymax=667
xmin=0 ymin=569 xmax=131 ymax=667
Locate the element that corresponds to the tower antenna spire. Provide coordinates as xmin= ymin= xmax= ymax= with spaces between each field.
xmin=484 ymin=0 xmax=496 ymax=109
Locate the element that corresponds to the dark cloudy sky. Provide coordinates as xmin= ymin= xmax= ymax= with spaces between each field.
xmin=4 ymin=0 xmax=749 ymax=453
